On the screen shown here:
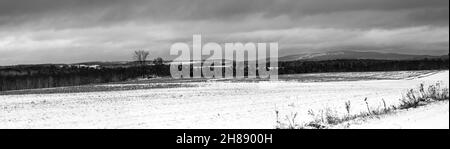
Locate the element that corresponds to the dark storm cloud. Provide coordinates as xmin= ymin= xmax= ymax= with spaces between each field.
xmin=1 ymin=0 xmax=447 ymax=17
xmin=0 ymin=0 xmax=448 ymax=65
xmin=0 ymin=0 xmax=448 ymax=29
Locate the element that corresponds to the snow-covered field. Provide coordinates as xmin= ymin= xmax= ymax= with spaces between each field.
xmin=0 ymin=71 xmax=448 ymax=129
xmin=334 ymin=101 xmax=449 ymax=129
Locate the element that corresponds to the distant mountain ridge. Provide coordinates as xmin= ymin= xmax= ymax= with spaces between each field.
xmin=1 ymin=51 xmax=447 ymax=68
xmin=279 ymin=51 xmax=446 ymax=61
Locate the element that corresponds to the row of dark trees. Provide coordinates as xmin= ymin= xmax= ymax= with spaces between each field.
xmin=278 ymin=58 xmax=449 ymax=74
xmin=0 ymin=65 xmax=170 ymax=91
xmin=0 ymin=57 xmax=448 ymax=92
xmin=0 ymin=50 xmax=169 ymax=92
xmin=172 ymin=58 xmax=449 ymax=78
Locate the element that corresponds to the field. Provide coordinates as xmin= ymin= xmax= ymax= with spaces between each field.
xmin=0 ymin=70 xmax=448 ymax=129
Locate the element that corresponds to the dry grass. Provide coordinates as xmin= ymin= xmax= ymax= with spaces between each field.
xmin=276 ymin=82 xmax=449 ymax=129
xmin=399 ymin=82 xmax=449 ymax=109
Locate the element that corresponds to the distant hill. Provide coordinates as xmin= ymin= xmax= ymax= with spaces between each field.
xmin=72 ymin=61 xmax=130 ymax=66
xmin=440 ymin=54 xmax=449 ymax=59
xmin=279 ymin=51 xmax=445 ymax=62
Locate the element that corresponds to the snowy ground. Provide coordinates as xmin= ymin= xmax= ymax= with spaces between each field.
xmin=0 ymin=70 xmax=448 ymax=129
xmin=333 ymin=101 xmax=449 ymax=129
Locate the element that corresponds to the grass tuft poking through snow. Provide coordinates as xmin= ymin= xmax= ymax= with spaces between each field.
xmin=276 ymin=82 xmax=450 ymax=129
xmin=399 ymin=82 xmax=449 ymax=109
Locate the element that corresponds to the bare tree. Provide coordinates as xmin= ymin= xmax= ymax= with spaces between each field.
xmin=153 ymin=57 xmax=164 ymax=66
xmin=133 ymin=50 xmax=150 ymax=78
xmin=133 ymin=50 xmax=150 ymax=65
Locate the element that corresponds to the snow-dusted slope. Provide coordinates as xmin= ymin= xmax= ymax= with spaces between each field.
xmin=279 ymin=51 xmax=443 ymax=61
xmin=0 ymin=71 xmax=448 ymax=129
xmin=336 ymin=101 xmax=449 ymax=129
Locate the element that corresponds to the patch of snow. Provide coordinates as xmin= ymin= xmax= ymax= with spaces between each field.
xmin=0 ymin=71 xmax=447 ymax=129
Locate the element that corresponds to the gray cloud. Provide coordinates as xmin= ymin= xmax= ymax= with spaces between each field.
xmin=0 ymin=0 xmax=448 ymax=65
xmin=1 ymin=0 xmax=448 ymax=29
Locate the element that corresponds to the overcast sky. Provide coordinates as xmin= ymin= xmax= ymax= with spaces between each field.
xmin=0 ymin=0 xmax=448 ymax=65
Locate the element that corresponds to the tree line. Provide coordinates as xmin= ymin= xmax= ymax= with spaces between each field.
xmin=0 ymin=53 xmax=448 ymax=92
xmin=278 ymin=58 xmax=449 ymax=74
xmin=0 ymin=50 xmax=169 ymax=91
xmin=0 ymin=65 xmax=170 ymax=91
